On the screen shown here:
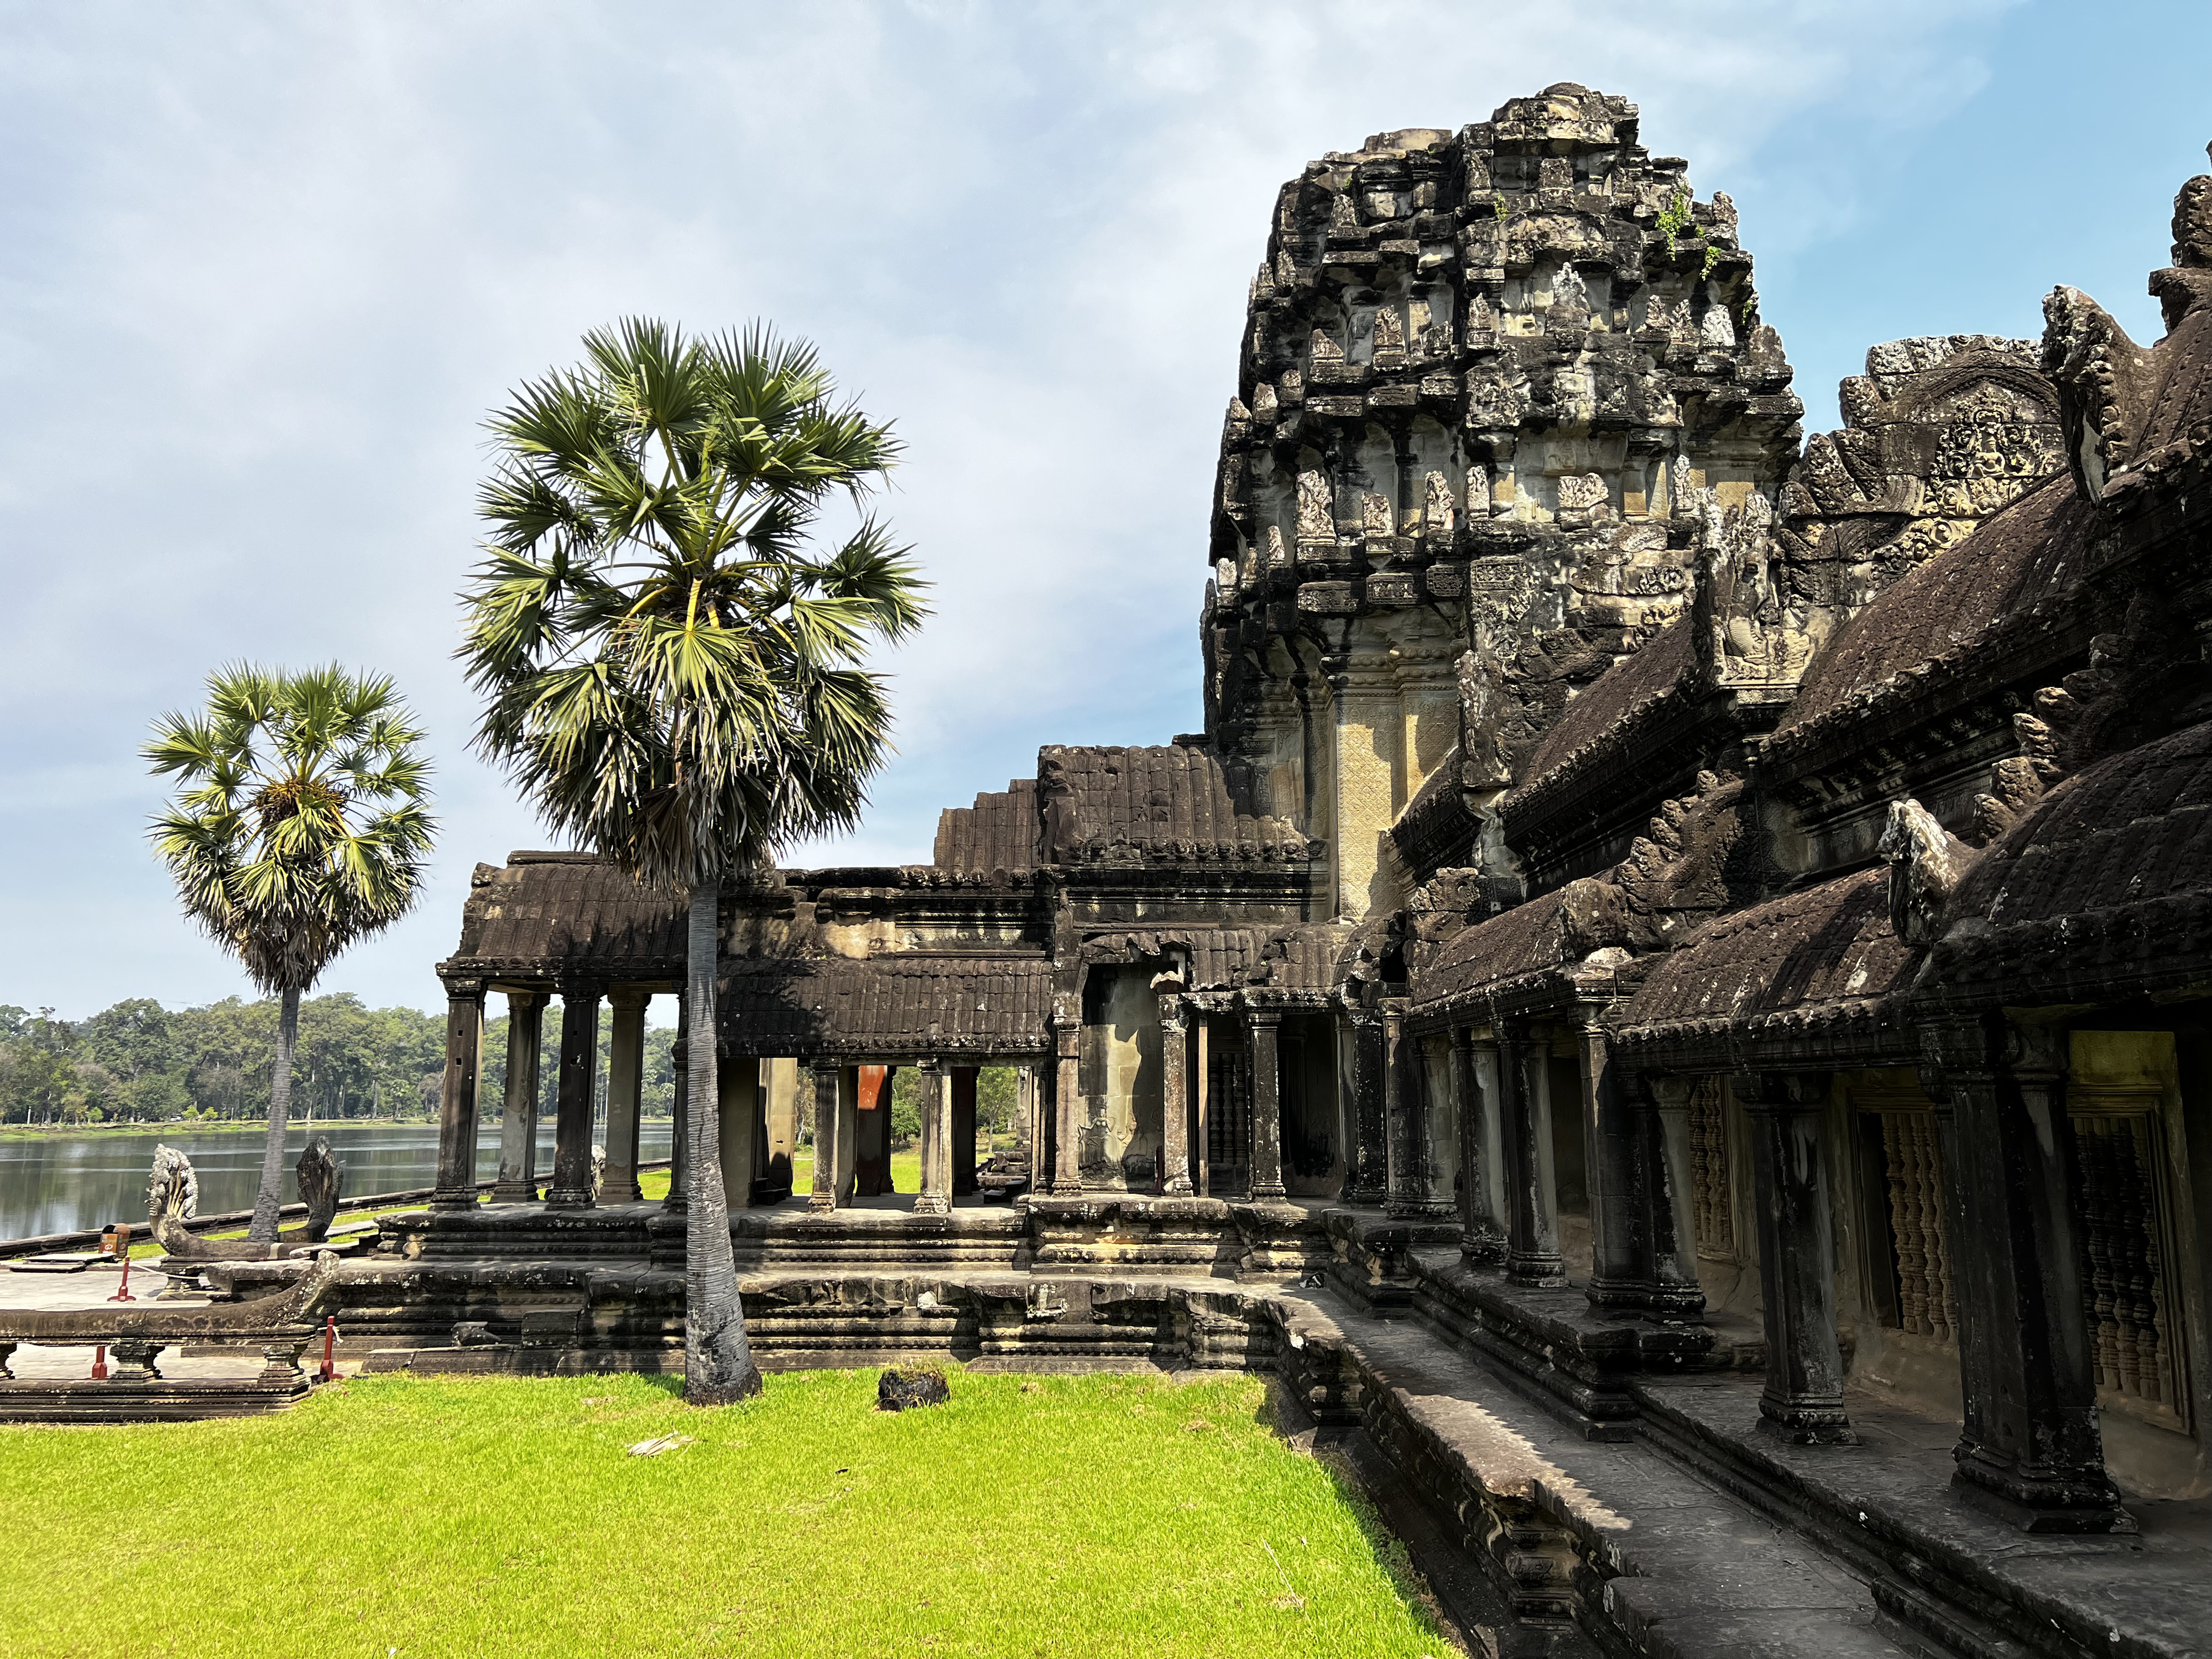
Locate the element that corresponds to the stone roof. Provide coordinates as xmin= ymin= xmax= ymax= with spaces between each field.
xmin=1408 ymin=880 xmax=1631 ymax=1015
xmin=1511 ymin=616 xmax=1694 ymax=793
xmin=1610 ymin=869 xmax=1917 ymax=1067
xmin=450 ymin=853 xmax=685 ymax=979
xmin=933 ymin=779 xmax=1040 ymax=874
xmin=1928 ymin=716 xmax=2212 ymax=1008
xmin=1768 ymin=476 xmax=2095 ymax=752
xmin=721 ymin=955 xmax=1053 ymax=1059
xmin=1039 ymin=743 xmax=1313 ymax=864
xmin=1389 ymin=748 xmax=1479 ymax=883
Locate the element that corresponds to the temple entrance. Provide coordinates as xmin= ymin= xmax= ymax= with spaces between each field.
xmin=854 ymin=1064 xmax=896 ymax=1197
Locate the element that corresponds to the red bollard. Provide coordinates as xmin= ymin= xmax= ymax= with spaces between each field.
xmin=107 ymin=1223 xmax=135 ymax=1303
xmin=92 ymin=1343 xmax=108 ymax=1381
xmin=320 ymin=1316 xmax=337 ymax=1383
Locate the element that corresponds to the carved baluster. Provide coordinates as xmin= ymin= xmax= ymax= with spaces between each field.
xmin=1922 ymin=1119 xmax=1958 ymax=1344
xmin=1885 ymin=1114 xmax=1927 ymax=1335
xmin=2077 ymin=1124 xmax=2122 ymax=1391
xmin=2114 ymin=1122 xmax=2159 ymax=1404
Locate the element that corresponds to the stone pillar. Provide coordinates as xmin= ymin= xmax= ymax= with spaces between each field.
xmin=1340 ymin=1003 xmax=1388 ymax=1205
xmin=544 ymin=979 xmax=602 ymax=1209
xmin=1383 ymin=1001 xmax=1415 ymax=1215
xmin=1499 ymin=1020 xmax=1564 ymax=1287
xmin=1457 ymin=1028 xmax=1507 ymax=1261
xmin=1740 ymin=1071 xmax=1853 ymax=1444
xmin=662 ymin=1016 xmax=688 ymax=1216
xmin=1417 ymin=1034 xmax=1457 ymax=1216
xmin=492 ymin=988 xmax=547 ymax=1202
xmin=600 ymin=987 xmax=649 ymax=1203
xmin=1052 ymin=1004 xmax=1083 ymax=1197
xmin=1578 ymin=1008 xmax=1648 ymax=1311
xmin=1159 ymin=997 xmax=1195 ymax=1196
xmin=951 ymin=1066 xmax=979 ymax=1197
xmin=1248 ymin=1007 xmax=1286 ymax=1201
xmin=1644 ymin=1076 xmax=1705 ymax=1316
xmin=1926 ymin=1017 xmax=2127 ymax=1530
xmin=915 ymin=1059 xmax=951 ymax=1215
xmin=806 ymin=1060 xmax=841 ymax=1213
xmin=431 ymin=975 xmax=487 ymax=1209
xmin=718 ymin=1053 xmax=759 ymax=1212
xmin=1014 ymin=1063 xmax=1035 ymax=1177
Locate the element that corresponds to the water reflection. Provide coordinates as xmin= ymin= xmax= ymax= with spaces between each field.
xmin=0 ymin=1119 xmax=674 ymax=1241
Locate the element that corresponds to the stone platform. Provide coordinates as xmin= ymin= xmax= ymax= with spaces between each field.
xmin=117 ymin=1198 xmax=2210 ymax=1657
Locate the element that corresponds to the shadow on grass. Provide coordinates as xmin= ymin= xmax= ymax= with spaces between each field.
xmin=1248 ymin=1376 xmax=1457 ymax=1648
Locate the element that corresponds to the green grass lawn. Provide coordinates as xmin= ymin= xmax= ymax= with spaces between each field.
xmin=0 ymin=1370 xmax=1450 ymax=1658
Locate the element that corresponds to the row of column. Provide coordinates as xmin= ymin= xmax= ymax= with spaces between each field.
xmin=431 ymin=975 xmax=660 ymax=1212
xmin=1407 ymin=995 xmax=2128 ymax=1528
xmin=802 ymin=1060 xmax=992 ymax=1215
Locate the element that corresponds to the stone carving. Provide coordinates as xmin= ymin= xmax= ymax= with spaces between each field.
xmin=1264 ymin=525 xmax=1289 ymax=570
xmin=1361 ymin=492 xmax=1393 ymax=536
xmin=1310 ymin=326 xmax=1344 ymax=364
xmin=147 ymin=1143 xmax=343 ymax=1261
xmin=1373 ymin=305 xmax=1404 ymax=354
xmin=1556 ymin=472 xmax=1608 ymax=515
xmin=1879 ymin=798 xmax=1970 ymax=947
xmin=1423 ymin=471 xmax=1456 ymax=541
xmin=1296 ymin=469 xmax=1333 ymax=541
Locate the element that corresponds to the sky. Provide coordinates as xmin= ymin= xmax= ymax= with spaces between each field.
xmin=2 ymin=0 xmax=2206 ymax=1020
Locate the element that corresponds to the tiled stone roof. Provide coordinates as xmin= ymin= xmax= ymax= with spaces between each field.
xmin=721 ymin=955 xmax=1054 ymax=1058
xmin=932 ymin=779 xmax=1040 ymax=874
xmin=1610 ymin=869 xmax=1916 ymax=1066
xmin=1040 ymin=743 xmax=1313 ymax=864
xmin=1768 ymin=476 xmax=2095 ymax=754
xmin=1929 ymin=716 xmax=2212 ymax=1008
xmin=450 ymin=853 xmax=685 ymax=978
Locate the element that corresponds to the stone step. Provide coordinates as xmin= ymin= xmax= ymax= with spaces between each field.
xmin=1270 ymin=1287 xmax=1916 ymax=1659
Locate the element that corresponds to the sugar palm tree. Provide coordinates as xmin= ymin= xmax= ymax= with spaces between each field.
xmin=459 ymin=319 xmax=926 ymax=1405
xmin=145 ymin=665 xmax=435 ymax=1241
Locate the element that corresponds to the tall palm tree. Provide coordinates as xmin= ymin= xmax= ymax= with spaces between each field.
xmin=145 ymin=665 xmax=435 ymax=1241
xmin=458 ymin=319 xmax=926 ymax=1405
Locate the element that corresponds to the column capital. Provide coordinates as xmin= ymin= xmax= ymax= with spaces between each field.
xmin=608 ymin=984 xmax=651 ymax=1012
xmin=440 ymin=973 xmax=487 ymax=1003
xmin=917 ymin=1055 xmax=945 ymax=1076
xmin=1159 ymin=995 xmax=1189 ymax=1034
xmin=1244 ymin=1005 xmax=1282 ymax=1031
xmin=503 ymin=985 xmax=549 ymax=1010
xmin=555 ymin=971 xmax=604 ymax=1001
xmin=1645 ymin=1074 xmax=1696 ymax=1112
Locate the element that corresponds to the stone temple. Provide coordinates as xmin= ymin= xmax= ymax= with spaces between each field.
xmin=220 ymin=86 xmax=2212 ymax=1654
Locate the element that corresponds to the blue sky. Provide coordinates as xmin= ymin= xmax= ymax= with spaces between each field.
xmin=2 ymin=0 xmax=2205 ymax=1019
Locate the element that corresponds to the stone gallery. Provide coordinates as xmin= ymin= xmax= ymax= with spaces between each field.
xmin=65 ymin=84 xmax=2212 ymax=1655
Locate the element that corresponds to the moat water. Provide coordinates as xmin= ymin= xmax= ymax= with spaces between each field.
xmin=0 ymin=1119 xmax=675 ymax=1243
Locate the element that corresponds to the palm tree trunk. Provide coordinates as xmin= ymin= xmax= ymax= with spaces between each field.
xmin=684 ymin=878 xmax=762 ymax=1404
xmin=247 ymin=987 xmax=300 ymax=1242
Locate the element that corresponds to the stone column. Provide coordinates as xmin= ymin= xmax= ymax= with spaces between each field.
xmin=1417 ymin=1034 xmax=1457 ymax=1216
xmin=719 ymin=1053 xmax=759 ymax=1211
xmin=1456 ymin=1028 xmax=1506 ymax=1261
xmin=1927 ymin=1017 xmax=2127 ymax=1530
xmin=1383 ymin=1001 xmax=1415 ymax=1215
xmin=1248 ymin=1006 xmax=1286 ymax=1200
xmin=951 ymin=1066 xmax=979 ymax=1197
xmin=600 ymin=987 xmax=649 ymax=1203
xmin=1645 ymin=1076 xmax=1705 ymax=1316
xmin=431 ymin=975 xmax=487 ymax=1209
xmin=1340 ymin=1003 xmax=1389 ymax=1204
xmin=1578 ymin=1008 xmax=1648 ymax=1311
xmin=1052 ymin=1001 xmax=1083 ymax=1196
xmin=1158 ymin=997 xmax=1195 ymax=1196
xmin=1740 ymin=1071 xmax=1853 ymax=1444
xmin=1014 ymin=1063 xmax=1035 ymax=1180
xmin=492 ymin=988 xmax=547 ymax=1202
xmin=916 ymin=1059 xmax=951 ymax=1215
xmin=544 ymin=978 xmax=602 ymax=1209
xmin=662 ymin=1016 xmax=688 ymax=1215
xmin=806 ymin=1060 xmax=841 ymax=1212
xmin=1499 ymin=1020 xmax=1565 ymax=1287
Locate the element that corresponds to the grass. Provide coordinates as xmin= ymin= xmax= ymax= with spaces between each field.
xmin=0 ymin=1370 xmax=1451 ymax=1658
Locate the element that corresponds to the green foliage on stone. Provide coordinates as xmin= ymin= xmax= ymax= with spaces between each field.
xmin=1657 ymin=187 xmax=1692 ymax=255
xmin=0 ymin=1371 xmax=1447 ymax=1656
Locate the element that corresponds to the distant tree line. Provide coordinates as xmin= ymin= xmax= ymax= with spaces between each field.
xmin=0 ymin=996 xmax=677 ymax=1128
